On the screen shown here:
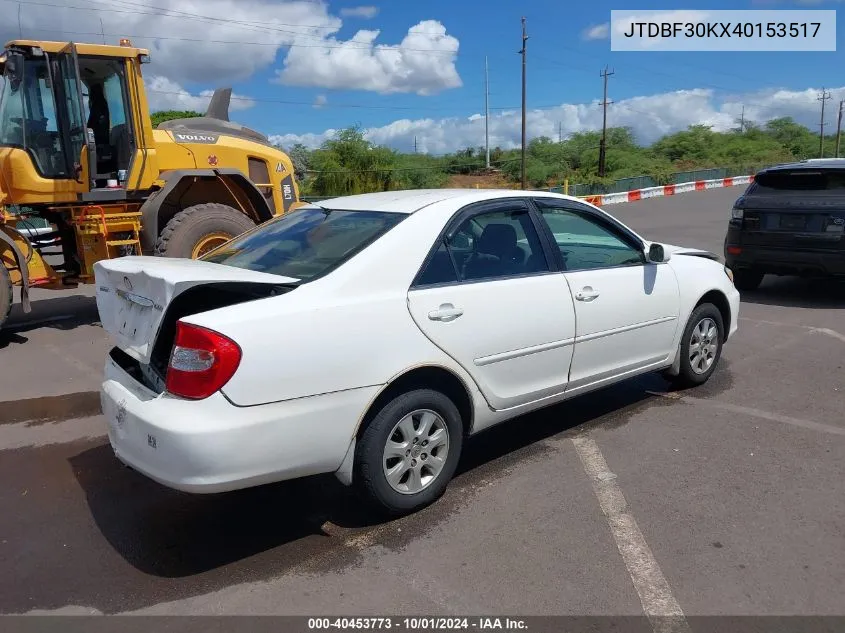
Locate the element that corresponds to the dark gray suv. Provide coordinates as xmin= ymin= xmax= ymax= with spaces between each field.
xmin=724 ymin=159 xmax=845 ymax=290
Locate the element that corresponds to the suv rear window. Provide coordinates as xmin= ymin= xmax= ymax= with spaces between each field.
xmin=752 ymin=169 xmax=845 ymax=192
xmin=202 ymin=206 xmax=405 ymax=282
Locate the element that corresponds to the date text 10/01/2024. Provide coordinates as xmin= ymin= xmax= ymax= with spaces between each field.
xmin=307 ymin=618 xmax=528 ymax=630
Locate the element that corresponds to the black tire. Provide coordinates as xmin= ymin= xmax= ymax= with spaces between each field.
xmin=668 ymin=302 xmax=725 ymax=389
xmin=0 ymin=264 xmax=12 ymax=331
xmin=154 ymin=203 xmax=256 ymax=259
xmin=732 ymin=269 xmax=764 ymax=291
xmin=354 ymin=389 xmax=464 ymax=517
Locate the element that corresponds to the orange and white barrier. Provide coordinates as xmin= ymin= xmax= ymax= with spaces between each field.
xmin=579 ymin=174 xmax=755 ymax=207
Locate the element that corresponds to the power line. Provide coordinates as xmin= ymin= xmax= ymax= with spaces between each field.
xmin=9 ymin=0 xmax=460 ymax=54
xmin=102 ymin=0 xmax=341 ymax=31
xmin=12 ymin=23 xmax=461 ymax=55
xmin=8 ymin=0 xmax=340 ymax=33
xmin=145 ymin=89 xmax=463 ymax=112
xmin=308 ymin=157 xmax=523 ymax=174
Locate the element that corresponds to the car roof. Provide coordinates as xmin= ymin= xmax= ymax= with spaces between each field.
xmin=311 ymin=188 xmax=579 ymax=214
xmin=760 ymin=158 xmax=845 ymax=173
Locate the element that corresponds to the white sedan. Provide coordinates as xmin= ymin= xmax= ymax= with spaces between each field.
xmin=96 ymin=189 xmax=739 ymax=515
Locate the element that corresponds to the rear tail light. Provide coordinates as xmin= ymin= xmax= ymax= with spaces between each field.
xmin=165 ymin=322 xmax=242 ymax=400
xmin=726 ymin=245 xmax=742 ymax=255
xmin=731 ymin=207 xmax=744 ymax=220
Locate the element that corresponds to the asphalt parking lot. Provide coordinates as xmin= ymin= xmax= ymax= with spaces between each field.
xmin=0 ymin=186 xmax=843 ymax=619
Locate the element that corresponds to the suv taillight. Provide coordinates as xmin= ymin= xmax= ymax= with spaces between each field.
xmin=165 ymin=322 xmax=242 ymax=400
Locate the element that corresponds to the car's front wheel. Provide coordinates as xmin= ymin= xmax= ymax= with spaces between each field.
xmin=354 ymin=389 xmax=463 ymax=516
xmin=667 ymin=303 xmax=725 ymax=389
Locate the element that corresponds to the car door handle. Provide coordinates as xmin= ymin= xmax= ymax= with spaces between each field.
xmin=428 ymin=303 xmax=464 ymax=322
xmin=575 ymin=286 xmax=600 ymax=302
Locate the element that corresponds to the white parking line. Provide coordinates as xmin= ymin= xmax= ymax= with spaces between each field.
xmin=648 ymin=393 xmax=845 ymax=437
xmin=571 ymin=436 xmax=691 ymax=633
xmin=739 ymin=317 xmax=845 ymax=343
xmin=813 ymin=327 xmax=845 ymax=344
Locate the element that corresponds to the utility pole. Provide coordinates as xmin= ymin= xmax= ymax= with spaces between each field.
xmin=484 ymin=56 xmax=490 ymax=169
xmin=818 ymin=88 xmax=832 ymax=158
xmin=414 ymin=136 xmax=418 ymax=154
xmin=598 ymin=65 xmax=614 ymax=178
xmin=519 ymin=17 xmax=528 ymax=190
xmin=558 ymin=122 xmax=562 ymax=143
xmin=836 ymin=100 xmax=844 ymax=158
xmin=740 ymin=105 xmax=745 ymax=133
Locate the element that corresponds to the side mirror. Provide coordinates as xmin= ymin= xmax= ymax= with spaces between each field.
xmin=646 ymin=242 xmax=670 ymax=263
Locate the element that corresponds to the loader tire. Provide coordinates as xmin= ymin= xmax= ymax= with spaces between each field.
xmin=154 ymin=203 xmax=256 ymax=259
xmin=0 ymin=264 xmax=12 ymax=332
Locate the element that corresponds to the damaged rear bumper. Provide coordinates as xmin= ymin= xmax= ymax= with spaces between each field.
xmin=100 ymin=353 xmax=377 ymax=494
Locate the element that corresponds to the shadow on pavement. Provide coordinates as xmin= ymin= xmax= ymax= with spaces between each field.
xmin=3 ymin=294 xmax=100 ymax=337
xmin=740 ymin=276 xmax=845 ymax=309
xmin=70 ymin=444 xmax=355 ymax=579
xmin=69 ymin=372 xmax=674 ymax=584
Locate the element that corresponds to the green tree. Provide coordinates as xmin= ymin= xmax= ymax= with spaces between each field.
xmin=308 ymin=127 xmax=445 ymax=196
xmin=149 ymin=110 xmax=202 ymax=128
xmin=287 ymin=143 xmax=311 ymax=182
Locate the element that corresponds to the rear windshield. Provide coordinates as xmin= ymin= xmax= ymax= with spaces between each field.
xmin=202 ymin=207 xmax=405 ymax=282
xmin=752 ymin=169 xmax=845 ymax=192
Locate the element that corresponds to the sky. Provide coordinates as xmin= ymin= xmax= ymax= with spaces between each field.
xmin=3 ymin=0 xmax=845 ymax=155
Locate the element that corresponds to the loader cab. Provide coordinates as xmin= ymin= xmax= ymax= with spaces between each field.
xmin=0 ymin=40 xmax=145 ymax=198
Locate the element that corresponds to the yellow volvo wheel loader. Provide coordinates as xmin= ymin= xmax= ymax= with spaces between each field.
xmin=0 ymin=38 xmax=303 ymax=332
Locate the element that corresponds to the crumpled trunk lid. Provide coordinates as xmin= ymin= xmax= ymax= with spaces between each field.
xmin=94 ymin=256 xmax=297 ymax=365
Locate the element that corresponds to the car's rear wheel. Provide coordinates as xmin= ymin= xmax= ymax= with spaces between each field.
xmin=732 ymin=269 xmax=764 ymax=291
xmin=354 ymin=389 xmax=463 ymax=516
xmin=668 ymin=303 xmax=725 ymax=389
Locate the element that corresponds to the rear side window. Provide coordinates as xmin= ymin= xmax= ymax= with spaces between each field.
xmin=202 ymin=207 xmax=405 ymax=282
xmin=752 ymin=170 xmax=845 ymax=192
xmin=416 ymin=242 xmax=459 ymax=286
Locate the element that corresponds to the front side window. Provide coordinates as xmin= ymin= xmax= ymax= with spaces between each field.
xmin=0 ymin=57 xmax=67 ymax=177
xmin=0 ymin=73 xmax=24 ymax=146
xmin=202 ymin=207 xmax=406 ymax=282
xmin=536 ymin=204 xmax=644 ymax=271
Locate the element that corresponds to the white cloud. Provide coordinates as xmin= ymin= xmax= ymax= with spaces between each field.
xmin=146 ymin=76 xmax=255 ymax=112
xmin=2 ymin=1 xmax=461 ymax=96
xmin=1 ymin=0 xmax=342 ymax=85
xmin=313 ymin=94 xmax=327 ymax=108
xmin=340 ymin=6 xmax=379 ymax=19
xmin=582 ymin=23 xmax=610 ymax=40
xmin=276 ymin=20 xmax=461 ymax=95
xmin=269 ymin=85 xmax=845 ymax=154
